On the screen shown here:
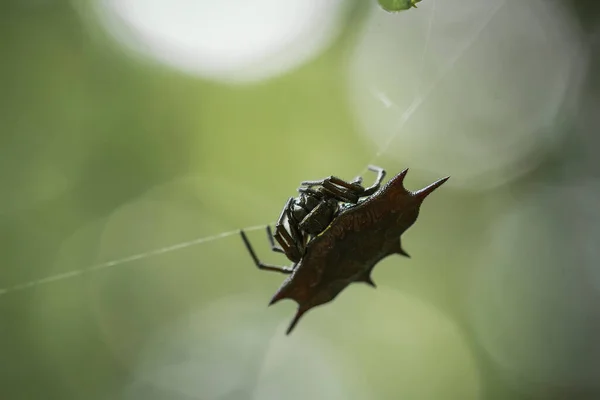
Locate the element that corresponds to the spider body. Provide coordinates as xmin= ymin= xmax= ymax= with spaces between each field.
xmin=240 ymin=167 xmax=448 ymax=334
xmin=271 ymin=166 xmax=386 ymax=263
xmin=294 ymin=195 xmax=337 ymax=235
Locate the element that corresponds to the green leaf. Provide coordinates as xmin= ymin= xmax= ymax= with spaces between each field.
xmin=377 ymin=0 xmax=422 ymax=12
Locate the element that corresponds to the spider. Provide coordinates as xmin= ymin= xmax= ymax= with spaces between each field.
xmin=251 ymin=165 xmax=386 ymax=266
xmin=239 ymin=168 xmax=449 ymax=334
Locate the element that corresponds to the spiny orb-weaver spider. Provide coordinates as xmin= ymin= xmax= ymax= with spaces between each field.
xmin=240 ymin=166 xmax=448 ymax=334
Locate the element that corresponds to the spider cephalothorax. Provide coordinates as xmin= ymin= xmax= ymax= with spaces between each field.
xmin=240 ymin=167 xmax=448 ymax=334
xmin=268 ymin=165 xmax=386 ymax=263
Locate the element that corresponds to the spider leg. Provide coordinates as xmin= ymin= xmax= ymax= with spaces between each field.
xmin=322 ymin=181 xmax=360 ymax=203
xmin=273 ymin=199 xmax=293 ymax=250
xmin=302 ymin=173 xmax=377 ymax=204
xmin=351 ymin=176 xmax=363 ymax=185
xmin=301 ymin=175 xmax=363 ymax=193
xmin=298 ymin=198 xmax=337 ymax=234
xmin=284 ymin=209 xmax=307 ymax=259
xmin=240 ymin=230 xmax=294 ymax=274
xmin=266 ymin=225 xmax=285 ymax=253
xmin=273 ymin=198 xmax=303 ymax=263
xmin=361 ymin=165 xmax=386 ymax=196
xmin=298 ymin=184 xmax=358 ymax=204
xmin=297 ymin=187 xmax=320 ymax=196
xmin=283 ymin=198 xmax=308 ymax=250
xmin=274 ymin=225 xmax=298 ymax=259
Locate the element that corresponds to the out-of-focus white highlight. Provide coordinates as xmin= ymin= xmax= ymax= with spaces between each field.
xmin=349 ymin=0 xmax=586 ymax=189
xmin=95 ymin=0 xmax=347 ymax=83
xmin=121 ymin=295 xmax=369 ymax=400
xmin=345 ymin=286 xmax=481 ymax=399
xmin=80 ymin=177 xmax=369 ymax=399
xmin=468 ymin=181 xmax=600 ymax=388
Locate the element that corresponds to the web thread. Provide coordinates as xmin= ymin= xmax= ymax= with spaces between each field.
xmin=0 ymin=0 xmax=506 ymax=297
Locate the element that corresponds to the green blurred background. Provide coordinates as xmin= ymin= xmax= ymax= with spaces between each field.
xmin=2 ymin=0 xmax=600 ymax=399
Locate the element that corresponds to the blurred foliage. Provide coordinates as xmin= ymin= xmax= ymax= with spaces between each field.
xmin=1 ymin=1 xmax=600 ymax=400
xmin=0 ymin=1 xmax=374 ymax=399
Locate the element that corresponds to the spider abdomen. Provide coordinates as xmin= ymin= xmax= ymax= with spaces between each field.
xmin=269 ymin=169 xmax=449 ymax=334
xmin=239 ymin=166 xmax=448 ymax=335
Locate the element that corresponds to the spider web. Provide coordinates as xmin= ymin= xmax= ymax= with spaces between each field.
xmin=0 ymin=0 xmax=505 ymax=297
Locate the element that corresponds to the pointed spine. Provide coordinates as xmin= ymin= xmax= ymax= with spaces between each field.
xmin=396 ymin=245 xmax=411 ymax=258
xmin=354 ymin=265 xmax=377 ymax=288
xmin=384 ymin=168 xmax=411 ymax=197
xmin=269 ymin=279 xmax=295 ymax=306
xmin=357 ymin=274 xmax=376 ymax=287
xmin=394 ymin=168 xmax=409 ymax=186
xmin=412 ymin=176 xmax=449 ymax=200
xmin=286 ymin=307 xmax=308 ymax=335
xmin=363 ymin=276 xmax=377 ymax=287
xmin=269 ymin=289 xmax=292 ymax=306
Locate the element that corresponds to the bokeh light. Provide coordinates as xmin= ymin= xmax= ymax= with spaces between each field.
xmin=3 ymin=1 xmax=600 ymax=399
xmin=120 ymin=295 xmax=367 ymax=400
xmin=468 ymin=181 xmax=600 ymax=391
xmin=93 ymin=0 xmax=349 ymax=83
xmin=349 ymin=0 xmax=586 ymax=189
